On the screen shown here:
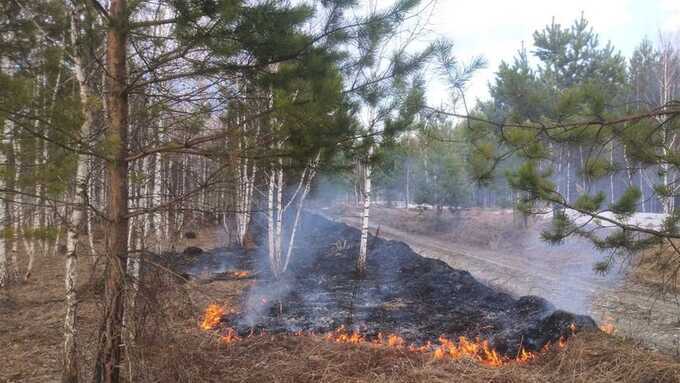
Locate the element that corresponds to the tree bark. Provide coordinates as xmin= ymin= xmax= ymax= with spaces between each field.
xmin=0 ymin=54 xmax=8 ymax=287
xmin=93 ymin=1 xmax=130 ymax=381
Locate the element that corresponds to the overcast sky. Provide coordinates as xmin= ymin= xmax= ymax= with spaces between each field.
xmin=401 ymin=0 xmax=680 ymax=106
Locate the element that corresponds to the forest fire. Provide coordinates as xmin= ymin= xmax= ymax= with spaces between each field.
xmin=199 ymin=302 xmax=578 ymax=368
xmin=200 ymin=304 xmax=225 ymax=331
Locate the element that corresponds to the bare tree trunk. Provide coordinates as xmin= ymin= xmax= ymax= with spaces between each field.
xmin=0 ymin=57 xmax=8 ymax=286
xmin=7 ymin=124 xmax=19 ymax=282
xmin=87 ymin=158 xmax=96 ymax=258
xmin=357 ymin=144 xmax=373 ymax=274
xmin=566 ymin=149 xmax=571 ymax=204
xmin=283 ymin=152 xmax=320 ymax=272
xmin=274 ymin=161 xmax=284 ymax=272
xmin=640 ymin=168 xmax=646 ymax=213
xmin=267 ymin=169 xmax=278 ymax=277
xmin=610 ymin=142 xmax=615 ymax=203
xmin=93 ymin=1 xmax=130 ymax=381
xmin=62 ymin=8 xmax=96 ymax=380
xmin=405 ymin=161 xmax=410 ymax=208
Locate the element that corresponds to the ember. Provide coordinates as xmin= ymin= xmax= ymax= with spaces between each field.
xmin=599 ymin=322 xmax=615 ymax=335
xmin=200 ymin=304 xmax=225 ymax=331
xmin=558 ymin=336 xmax=567 ymax=349
xmin=599 ymin=316 xmax=616 ymax=335
xmin=232 ymin=271 xmax=250 ymax=278
xmin=221 ymin=328 xmax=240 ymax=344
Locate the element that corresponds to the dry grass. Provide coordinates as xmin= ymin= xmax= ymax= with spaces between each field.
xmin=632 ymin=244 xmax=680 ymax=296
xmin=0 ymin=251 xmax=101 ymax=383
xmin=141 ymin=328 xmax=680 ymax=383
xmin=369 ymin=207 xmax=534 ymax=251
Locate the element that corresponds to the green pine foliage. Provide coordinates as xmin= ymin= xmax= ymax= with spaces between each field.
xmin=609 ymin=187 xmax=641 ymax=217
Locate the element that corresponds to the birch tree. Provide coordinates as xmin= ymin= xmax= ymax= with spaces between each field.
xmin=62 ymin=2 xmax=95 ymax=381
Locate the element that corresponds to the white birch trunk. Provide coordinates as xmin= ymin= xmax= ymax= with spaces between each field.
xmin=640 ymin=168 xmax=646 ymax=213
xmin=63 ymin=10 xmax=93 ymax=380
xmin=357 ymin=144 xmax=373 ymax=274
xmin=283 ymin=152 xmax=320 ymax=272
xmin=267 ymin=170 xmax=278 ymax=277
xmin=610 ymin=142 xmax=615 ymax=203
xmin=152 ymin=151 xmax=162 ymax=252
xmin=274 ymin=162 xmax=284 ymax=271
xmin=566 ymin=149 xmax=571 ymax=204
xmin=229 ymin=120 xmax=259 ymax=247
xmin=0 ymin=76 xmax=7 ymax=286
xmin=405 ymin=162 xmax=410 ymax=208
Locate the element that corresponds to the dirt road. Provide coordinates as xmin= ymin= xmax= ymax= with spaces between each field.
xmin=329 ymin=209 xmax=680 ymax=355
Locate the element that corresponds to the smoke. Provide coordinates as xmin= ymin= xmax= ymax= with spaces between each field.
xmin=519 ymin=224 xmax=623 ymax=315
xmin=238 ymin=276 xmax=294 ymax=328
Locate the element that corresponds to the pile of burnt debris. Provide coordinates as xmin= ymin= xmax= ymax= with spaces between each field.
xmin=180 ymin=213 xmax=597 ymax=356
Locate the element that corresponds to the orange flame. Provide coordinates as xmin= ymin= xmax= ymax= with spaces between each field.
xmin=432 ymin=336 xmax=509 ymax=367
xmin=199 ymin=316 xmax=572 ymax=367
xmin=516 ymin=346 xmax=536 ymax=364
xmin=232 ymin=271 xmax=250 ymax=278
xmin=599 ymin=323 xmax=615 ymax=335
xmin=200 ymin=304 xmax=225 ymax=331
xmin=221 ymin=327 xmax=241 ymax=344
xmin=558 ymin=336 xmax=567 ymax=349
xmin=599 ymin=316 xmax=616 ymax=335
xmin=324 ymin=325 xmax=365 ymax=344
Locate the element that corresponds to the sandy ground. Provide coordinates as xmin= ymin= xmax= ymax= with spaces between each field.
xmin=325 ymin=206 xmax=680 ymax=355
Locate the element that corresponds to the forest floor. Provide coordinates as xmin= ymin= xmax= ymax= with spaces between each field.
xmin=1 ymin=219 xmax=680 ymax=382
xmin=324 ymin=206 xmax=680 ymax=355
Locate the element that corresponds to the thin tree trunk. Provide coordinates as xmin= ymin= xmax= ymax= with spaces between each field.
xmin=357 ymin=144 xmax=373 ymax=274
xmin=610 ymin=142 xmax=615 ymax=203
xmin=274 ymin=160 xmax=284 ymax=273
xmin=0 ymin=54 xmax=8 ymax=287
xmin=283 ymin=152 xmax=320 ymax=272
xmin=63 ymin=7 xmax=95 ymax=380
xmin=405 ymin=161 xmax=410 ymax=208
xmin=267 ymin=169 xmax=278 ymax=277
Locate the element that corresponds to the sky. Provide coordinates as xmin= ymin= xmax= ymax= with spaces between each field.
xmin=398 ymin=0 xmax=680 ymax=106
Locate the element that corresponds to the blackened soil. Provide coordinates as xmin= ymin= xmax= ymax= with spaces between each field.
xmin=193 ymin=214 xmax=597 ymax=355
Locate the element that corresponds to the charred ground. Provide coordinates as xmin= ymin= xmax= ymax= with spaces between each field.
xmin=181 ymin=213 xmax=596 ymax=356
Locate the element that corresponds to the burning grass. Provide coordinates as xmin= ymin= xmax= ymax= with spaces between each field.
xmin=148 ymin=328 xmax=680 ymax=383
xmin=200 ymin=304 xmax=226 ymax=330
xmin=199 ymin=304 xmax=583 ymax=369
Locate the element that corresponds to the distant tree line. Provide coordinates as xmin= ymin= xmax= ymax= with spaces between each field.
xmin=372 ymin=16 xmax=680 ymax=217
